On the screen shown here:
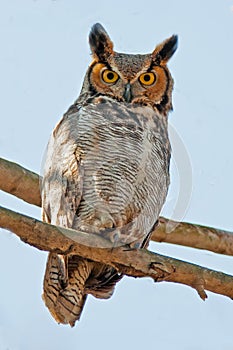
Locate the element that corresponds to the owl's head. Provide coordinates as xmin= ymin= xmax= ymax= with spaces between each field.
xmin=81 ymin=23 xmax=178 ymax=115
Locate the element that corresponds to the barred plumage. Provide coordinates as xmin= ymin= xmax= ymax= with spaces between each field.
xmin=41 ymin=23 xmax=177 ymax=326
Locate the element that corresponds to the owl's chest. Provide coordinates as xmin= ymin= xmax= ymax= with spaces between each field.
xmin=53 ymin=101 xmax=170 ymax=237
xmin=75 ymin=103 xmax=164 ymax=167
xmin=69 ymin=102 xmax=169 ymax=204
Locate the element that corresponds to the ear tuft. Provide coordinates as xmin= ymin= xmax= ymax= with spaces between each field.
xmin=89 ymin=23 xmax=114 ymax=61
xmin=152 ymin=35 xmax=178 ymax=65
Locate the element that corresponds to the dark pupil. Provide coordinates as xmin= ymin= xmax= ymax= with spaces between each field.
xmin=144 ymin=74 xmax=151 ymax=81
xmin=107 ymin=72 xmax=114 ymax=80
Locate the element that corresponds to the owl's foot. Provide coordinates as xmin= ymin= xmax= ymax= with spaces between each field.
xmin=122 ymin=240 xmax=141 ymax=250
xmin=101 ymin=228 xmax=122 ymax=247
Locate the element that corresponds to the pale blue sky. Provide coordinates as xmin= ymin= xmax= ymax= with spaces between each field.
xmin=1 ymin=1 xmax=233 ymax=349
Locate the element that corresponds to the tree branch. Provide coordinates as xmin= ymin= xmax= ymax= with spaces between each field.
xmin=1 ymin=157 xmax=233 ymax=255
xmin=153 ymin=218 xmax=233 ymax=256
xmin=0 ymin=157 xmax=41 ymax=207
xmin=1 ymin=205 xmax=233 ymax=301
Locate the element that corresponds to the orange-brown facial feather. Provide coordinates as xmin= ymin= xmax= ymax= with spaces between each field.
xmin=134 ymin=66 xmax=170 ymax=105
xmin=89 ymin=58 xmax=172 ymax=112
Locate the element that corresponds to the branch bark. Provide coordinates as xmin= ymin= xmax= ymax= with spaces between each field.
xmin=0 ymin=157 xmax=41 ymax=207
xmin=1 ymin=157 xmax=233 ymax=255
xmin=153 ymin=218 xmax=233 ymax=256
xmin=1 ymin=205 xmax=233 ymax=301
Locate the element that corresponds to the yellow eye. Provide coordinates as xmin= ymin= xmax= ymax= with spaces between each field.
xmin=102 ymin=69 xmax=119 ymax=84
xmin=139 ymin=72 xmax=156 ymax=86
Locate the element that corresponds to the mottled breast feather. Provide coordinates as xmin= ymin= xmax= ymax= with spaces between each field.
xmin=44 ymin=97 xmax=170 ymax=248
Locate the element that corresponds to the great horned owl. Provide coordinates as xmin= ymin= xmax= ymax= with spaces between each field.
xmin=41 ymin=23 xmax=177 ymax=326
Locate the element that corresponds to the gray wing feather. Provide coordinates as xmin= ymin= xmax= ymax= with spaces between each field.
xmin=41 ymin=116 xmax=83 ymax=229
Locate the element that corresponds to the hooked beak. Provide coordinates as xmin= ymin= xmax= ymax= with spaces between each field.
xmin=123 ymin=83 xmax=132 ymax=103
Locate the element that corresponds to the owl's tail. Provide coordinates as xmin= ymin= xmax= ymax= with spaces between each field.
xmin=42 ymin=253 xmax=93 ymax=327
xmin=43 ymin=253 xmax=121 ymax=326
